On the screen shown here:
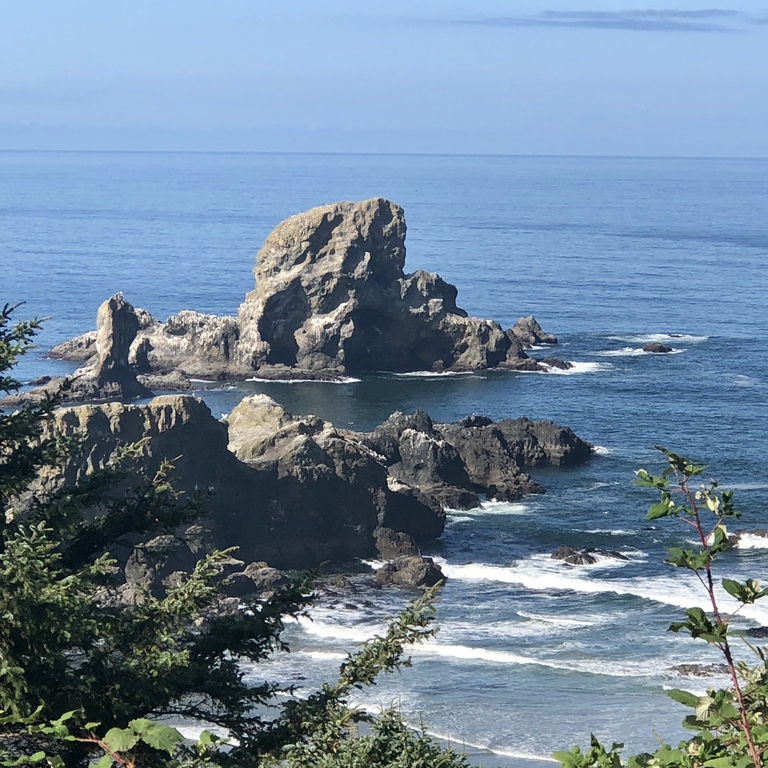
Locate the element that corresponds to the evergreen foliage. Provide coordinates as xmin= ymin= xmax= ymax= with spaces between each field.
xmin=0 ymin=304 xmax=468 ymax=768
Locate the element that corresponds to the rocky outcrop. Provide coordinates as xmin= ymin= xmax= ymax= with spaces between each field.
xmin=643 ymin=343 xmax=673 ymax=354
xmin=28 ymin=393 xmax=592 ymax=591
xmin=374 ymin=556 xmax=445 ymax=588
xmin=50 ymin=199 xmax=564 ymax=381
xmin=3 ymin=294 xmax=154 ymax=407
xmin=511 ymin=316 xmax=558 ymax=347
xmin=226 ymin=394 xmax=445 ymax=555
xmin=359 ymin=410 xmax=593 ymax=507
xmin=551 ymin=546 xmax=629 ymax=566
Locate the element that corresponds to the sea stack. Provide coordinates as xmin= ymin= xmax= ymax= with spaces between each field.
xmin=50 ymin=199 xmax=564 ymax=381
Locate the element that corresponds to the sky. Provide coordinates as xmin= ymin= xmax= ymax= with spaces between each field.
xmin=1 ymin=1 xmax=767 ymax=156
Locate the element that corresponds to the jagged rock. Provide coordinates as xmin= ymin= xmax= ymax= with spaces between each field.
xmin=643 ymin=343 xmax=673 ymax=354
xmin=745 ymin=627 xmax=768 ymax=638
xmin=137 ymin=371 xmax=192 ymax=392
xmin=226 ymin=394 xmax=445 ymax=553
xmin=374 ymin=527 xmax=419 ymax=559
xmin=2 ymin=294 xmax=152 ymax=407
xmin=374 ymin=556 xmax=445 ymax=588
xmin=552 ymin=546 xmax=629 ymax=566
xmin=670 ymin=663 xmax=730 ymax=677
xmin=552 ymin=546 xmax=597 ymax=565
xmin=433 ymin=420 xmax=544 ymax=502
xmin=24 ymin=393 xmax=591 ymax=585
xmin=511 ymin=316 xmax=558 ymax=347
xmin=50 ymin=199 xmax=556 ymax=381
xmin=539 ymin=357 xmax=573 ymax=370
xmin=359 ymin=411 xmax=593 ymax=508
xmin=222 ymin=562 xmax=289 ymax=599
xmin=49 ymin=330 xmax=97 ymax=361
xmin=35 ymin=395 xmax=417 ymax=571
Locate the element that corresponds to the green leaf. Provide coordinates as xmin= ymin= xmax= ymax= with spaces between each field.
xmin=134 ymin=723 xmax=184 ymax=755
xmin=667 ymin=688 xmax=699 ymax=708
xmin=552 ymin=750 xmax=581 ymax=768
xmin=703 ymin=758 xmax=737 ymax=768
xmin=722 ymin=578 xmax=744 ymax=600
xmin=102 ymin=727 xmax=139 ymax=753
xmin=94 ymin=756 xmax=113 ymax=768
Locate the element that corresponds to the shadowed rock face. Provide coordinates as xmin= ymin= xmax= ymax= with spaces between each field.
xmin=50 ymin=199 xmax=561 ymax=381
xmin=25 ymin=395 xmax=592 ymax=588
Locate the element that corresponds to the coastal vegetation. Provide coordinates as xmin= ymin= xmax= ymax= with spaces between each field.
xmin=556 ymin=450 xmax=768 ymax=768
xmin=4 ymin=303 xmax=768 ymax=767
xmin=0 ymin=303 xmax=469 ymax=767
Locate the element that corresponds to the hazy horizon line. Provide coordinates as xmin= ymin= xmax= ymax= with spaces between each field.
xmin=2 ymin=148 xmax=767 ymax=161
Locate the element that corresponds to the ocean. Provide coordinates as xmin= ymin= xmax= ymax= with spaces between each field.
xmin=3 ymin=151 xmax=768 ymax=765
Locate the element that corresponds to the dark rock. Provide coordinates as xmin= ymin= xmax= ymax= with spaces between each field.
xmin=670 ymin=663 xmax=730 ymax=677
xmin=226 ymin=394 xmax=445 ymax=556
xmin=511 ymin=315 xmax=558 ymax=347
xmin=374 ymin=556 xmax=445 ymax=588
xmin=540 ymin=357 xmax=573 ymax=370
xmin=222 ymin=562 xmax=288 ymax=599
xmin=745 ymin=627 xmax=768 ymax=638
xmin=552 ymin=546 xmax=629 ymax=566
xmin=642 ymin=343 xmax=673 ymax=354
xmin=552 ymin=546 xmax=597 ymax=565
xmin=374 ymin=526 xmax=419 ymax=559
xmin=50 ymin=200 xmax=556 ymax=381
xmin=28 ymin=393 xmax=591 ymax=580
xmin=138 ymin=371 xmax=192 ymax=392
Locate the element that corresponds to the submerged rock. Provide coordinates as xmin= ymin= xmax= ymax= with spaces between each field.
xmin=51 ymin=199 xmax=558 ymax=381
xmin=642 ymin=342 xmax=673 ymax=354
xmin=670 ymin=663 xmax=730 ymax=677
xmin=374 ymin=556 xmax=445 ymax=588
xmin=552 ymin=546 xmax=629 ymax=566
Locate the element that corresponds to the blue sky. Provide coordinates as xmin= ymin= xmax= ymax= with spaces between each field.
xmin=1 ymin=1 xmax=766 ymax=156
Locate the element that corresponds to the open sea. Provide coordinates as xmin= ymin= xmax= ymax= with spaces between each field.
xmin=3 ymin=151 xmax=768 ymax=765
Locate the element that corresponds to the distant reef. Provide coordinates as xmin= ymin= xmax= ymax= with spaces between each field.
xmin=48 ymin=198 xmax=563 ymax=393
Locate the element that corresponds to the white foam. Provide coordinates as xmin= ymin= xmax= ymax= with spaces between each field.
xmin=608 ymin=333 xmax=708 ymax=344
xmin=733 ymin=533 xmax=768 ymax=550
xmin=446 ymin=514 xmax=475 ymax=525
xmin=596 ymin=346 xmax=684 ymax=357
xmin=390 ymin=371 xmax=479 ymax=378
xmin=436 ymin=557 xmax=768 ymax=624
xmin=424 ymin=729 xmax=557 ymax=763
xmin=293 ymin=615 xmax=386 ymax=643
xmin=541 ymin=361 xmax=612 ymax=375
xmin=417 ymin=641 xmax=667 ymax=679
xmin=245 ymin=376 xmax=361 ymax=384
xmin=457 ymin=499 xmax=532 ymax=516
xmin=174 ymin=724 xmax=233 ymax=743
xmin=516 ymin=609 xmax=600 ymax=628
xmin=299 ymin=649 xmax=348 ymax=661
xmin=593 ymin=445 xmax=613 ymax=455
xmin=579 ymin=528 xmax=640 ymax=537
xmin=189 ymin=377 xmax=216 ymax=383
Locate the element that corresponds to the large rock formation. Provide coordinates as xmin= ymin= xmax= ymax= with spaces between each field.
xmin=51 ymin=199 xmax=562 ymax=381
xmin=26 ymin=394 xmax=592 ymax=591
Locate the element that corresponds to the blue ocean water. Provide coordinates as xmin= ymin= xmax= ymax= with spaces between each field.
xmin=2 ymin=151 xmax=768 ymax=765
